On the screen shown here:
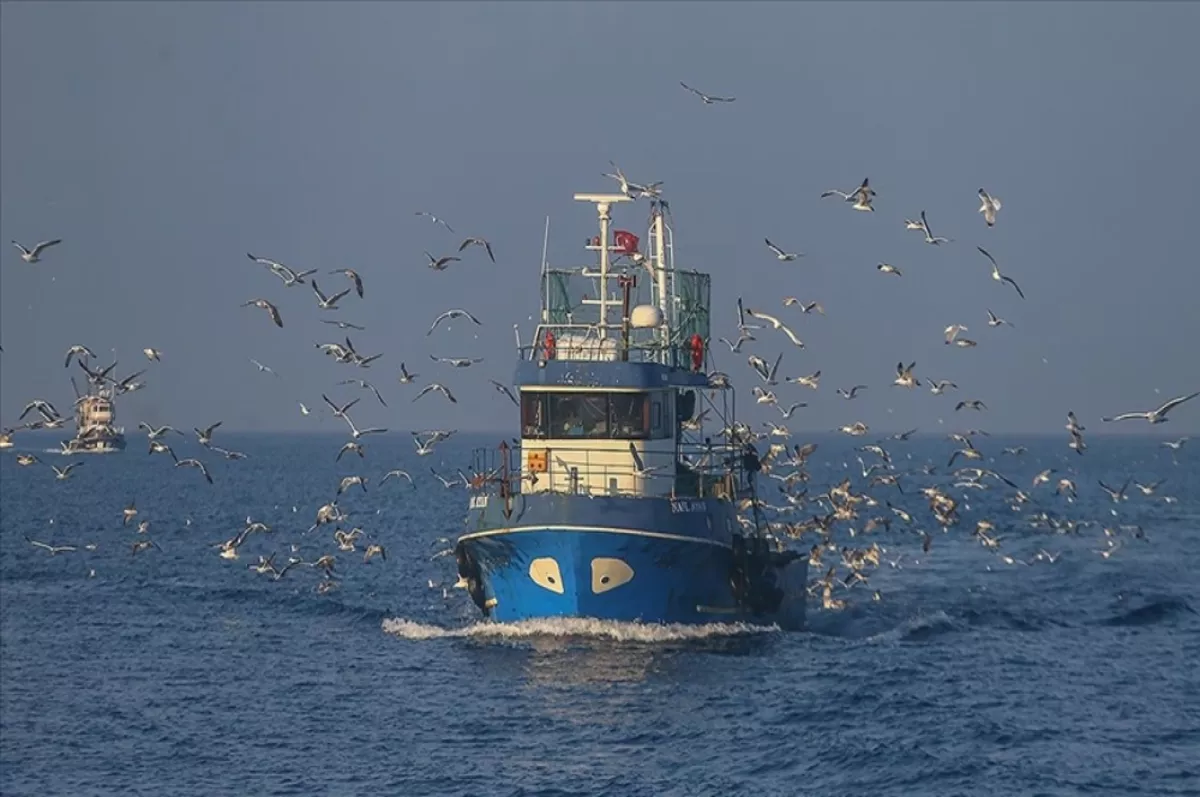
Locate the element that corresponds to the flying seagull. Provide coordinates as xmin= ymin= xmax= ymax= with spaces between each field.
xmin=679 ymin=81 xmax=735 ymax=104
xmin=415 ymin=211 xmax=455 ymax=233
xmin=413 ymin=383 xmax=457 ymax=404
xmin=764 ymin=238 xmax=802 ymax=261
xmin=311 ymin=280 xmax=352 ymax=310
xmin=1102 ymin=391 xmax=1200 ymax=425
xmin=976 ymin=246 xmax=1025 ymax=300
xmin=877 ymin=263 xmax=901 ymax=277
xmin=918 ymin=210 xmax=952 ymax=245
xmin=425 ymin=251 xmax=462 ymax=271
xmin=12 ymin=239 xmax=62 ymax=263
xmin=489 ymin=379 xmax=519 ymax=406
xmin=458 ymin=237 xmax=496 ymax=263
xmin=427 ymin=308 xmax=483 ymax=336
xmin=821 ymin=179 xmax=875 ymax=211
xmin=241 ymin=299 xmax=283 ymax=328
xmin=329 ymin=268 xmax=364 ymax=298
xmin=978 ymin=189 xmax=1002 ymax=227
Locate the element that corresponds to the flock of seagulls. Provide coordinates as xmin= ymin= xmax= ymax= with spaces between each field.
xmin=3 ymin=213 xmax=505 ymax=598
xmin=2 ymin=78 xmax=1195 ymax=621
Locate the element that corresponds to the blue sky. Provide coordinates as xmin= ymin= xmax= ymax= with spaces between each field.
xmin=2 ymin=1 xmax=1197 ymax=435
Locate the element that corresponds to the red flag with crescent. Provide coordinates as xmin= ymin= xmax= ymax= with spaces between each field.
xmin=613 ymin=230 xmax=640 ymax=255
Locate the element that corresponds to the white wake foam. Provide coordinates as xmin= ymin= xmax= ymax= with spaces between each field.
xmin=382 ymin=616 xmax=780 ymax=643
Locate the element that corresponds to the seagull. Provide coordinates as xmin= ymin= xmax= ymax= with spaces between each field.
xmin=64 ymin=344 xmax=96 ymax=368
xmin=363 ymin=544 xmax=387 ymax=563
xmin=838 ymin=385 xmax=867 ymax=400
xmin=747 ymin=353 xmax=783 ymax=385
xmin=764 ymin=239 xmax=802 ymax=261
xmin=51 ymin=462 xmax=83 ymax=480
xmin=241 ymin=299 xmax=283 ymax=328
xmin=978 ymin=189 xmax=1002 ymax=227
xmin=427 ymin=308 xmax=483 ymax=336
xmin=415 ymin=211 xmax=455 ymax=233
xmin=425 ymin=251 xmax=461 ymax=271
xmin=956 ymin=400 xmax=988 ymax=411
xmin=679 ymin=81 xmax=735 ymax=104
xmin=976 ymin=246 xmax=1026 ymax=300
xmin=918 ymin=211 xmax=952 ymax=245
xmin=893 ymin=362 xmax=920 ymax=388
xmin=329 ymin=268 xmax=364 ymax=298
xmin=337 ymin=476 xmax=367 ymax=495
xmin=788 ymin=371 xmax=821 ymax=390
xmin=1162 ymin=437 xmax=1189 ymax=451
xmin=1134 ymin=479 xmax=1166 ymax=496
xmin=299 ymin=403 xmax=311 ymax=416
xmin=904 ymin=218 xmax=926 ymax=231
xmin=1098 ymin=479 xmax=1131 ymax=503
xmin=311 ymin=280 xmax=352 ymax=310
xmin=176 ymin=458 xmax=213 ymax=484
xmin=821 ymin=178 xmax=875 ymax=211
xmin=629 ymin=441 xmax=666 ymax=477
xmin=458 ymin=237 xmax=496 ymax=263
xmin=249 ymin=359 xmax=278 ymax=376
xmin=321 ymin=319 xmax=366 ymax=331
xmin=489 ymin=380 xmax=519 ymax=406
xmin=337 ymin=441 xmax=364 ymax=461
xmin=26 ymin=537 xmax=76 ymax=555
xmin=12 ymin=239 xmax=62 ymax=263
xmin=743 ymin=309 xmax=804 ymax=347
xmin=397 ymin=363 xmax=418 ymax=384
xmin=337 ymin=379 xmax=387 ymax=407
xmin=414 ymin=383 xmax=457 ymax=404
xmin=322 ymin=394 xmax=359 ymax=419
xmin=928 ymin=379 xmax=958 ymax=395
xmin=343 ymin=414 xmax=388 ymax=440
xmin=138 ymin=423 xmax=182 ymax=440
xmin=194 ymin=422 xmax=221 ymax=447
xmin=430 ymin=355 xmax=483 ymax=368
xmin=718 ymin=332 xmax=756 ymax=353
xmin=986 ymin=309 xmax=1012 ymax=328
xmin=1102 ymin=391 xmax=1200 ymax=424
xmin=877 ymin=263 xmax=901 ymax=276
xmin=143 ymin=348 xmax=162 ymax=362
xmin=381 ymin=470 xmax=414 ymax=486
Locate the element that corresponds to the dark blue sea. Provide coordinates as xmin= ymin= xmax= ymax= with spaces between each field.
xmin=1 ymin=432 xmax=1197 ymax=797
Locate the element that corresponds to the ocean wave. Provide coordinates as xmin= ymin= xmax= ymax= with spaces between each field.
xmin=381 ymin=616 xmax=780 ymax=643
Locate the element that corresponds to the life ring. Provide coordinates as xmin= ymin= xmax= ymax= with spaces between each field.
xmin=544 ymin=330 xmax=556 ymax=360
xmin=689 ymin=334 xmax=704 ymax=372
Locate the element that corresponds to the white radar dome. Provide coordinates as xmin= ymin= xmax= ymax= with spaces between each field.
xmin=629 ymin=305 xmax=664 ymax=329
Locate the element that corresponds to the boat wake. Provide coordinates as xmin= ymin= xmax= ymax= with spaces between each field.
xmin=381 ymin=616 xmax=780 ymax=643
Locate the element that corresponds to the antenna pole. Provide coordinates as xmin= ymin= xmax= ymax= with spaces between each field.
xmin=540 ymin=215 xmax=550 ymax=325
xmin=653 ymin=205 xmax=669 ymax=361
xmin=597 ymin=201 xmax=611 ymax=340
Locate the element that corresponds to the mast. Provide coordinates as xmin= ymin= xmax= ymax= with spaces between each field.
xmin=573 ymin=193 xmax=632 ymax=342
xmin=653 ymin=206 xmax=670 ymax=361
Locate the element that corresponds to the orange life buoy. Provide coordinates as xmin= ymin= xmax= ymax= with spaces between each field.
xmin=545 ymin=330 xmax=556 ymax=360
xmin=689 ymin=334 xmax=704 ymax=372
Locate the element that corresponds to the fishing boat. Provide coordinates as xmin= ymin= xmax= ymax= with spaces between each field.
xmin=454 ymin=189 xmax=808 ymax=627
xmin=62 ymin=383 xmax=126 ymax=454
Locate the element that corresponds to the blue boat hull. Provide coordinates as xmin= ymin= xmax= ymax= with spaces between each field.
xmin=457 ymin=524 xmax=808 ymax=627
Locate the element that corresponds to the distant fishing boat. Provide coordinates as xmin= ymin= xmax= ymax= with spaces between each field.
xmin=454 ymin=188 xmax=808 ymax=627
xmin=62 ymin=383 xmax=126 ymax=454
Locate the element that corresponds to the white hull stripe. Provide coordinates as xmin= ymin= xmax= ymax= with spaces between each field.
xmin=458 ymin=524 xmax=731 ymax=548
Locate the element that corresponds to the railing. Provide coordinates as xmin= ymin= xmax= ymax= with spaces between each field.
xmin=468 ymin=440 xmax=756 ymax=501
xmin=519 ymin=323 xmax=708 ymax=371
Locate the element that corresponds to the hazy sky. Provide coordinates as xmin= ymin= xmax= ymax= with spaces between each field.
xmin=2 ymin=1 xmax=1198 ymax=436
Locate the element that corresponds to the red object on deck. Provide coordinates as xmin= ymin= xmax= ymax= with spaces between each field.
xmin=613 ymin=230 xmax=640 ymax=255
xmin=689 ymin=334 xmax=704 ymax=372
xmin=544 ymin=330 xmax=556 ymax=360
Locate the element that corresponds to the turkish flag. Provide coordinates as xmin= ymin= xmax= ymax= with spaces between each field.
xmin=613 ymin=230 xmax=640 ymax=255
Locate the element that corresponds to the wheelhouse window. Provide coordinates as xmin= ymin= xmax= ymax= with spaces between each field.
xmin=521 ymin=391 xmax=661 ymax=439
